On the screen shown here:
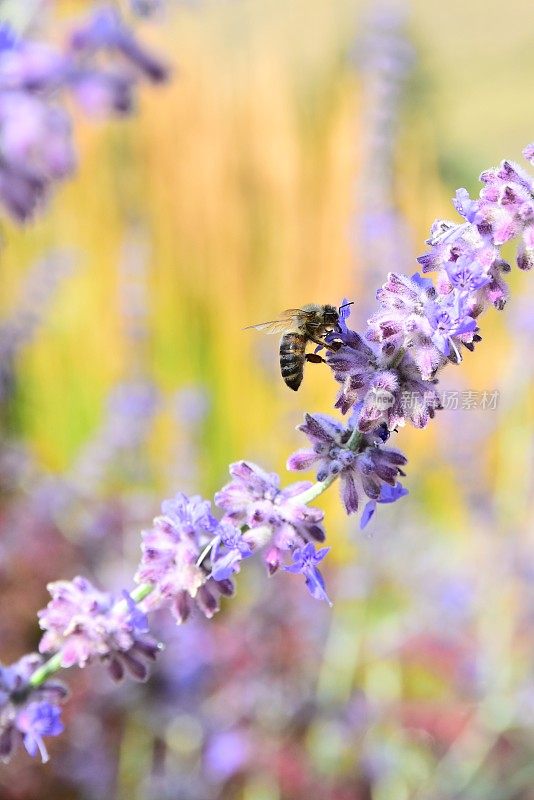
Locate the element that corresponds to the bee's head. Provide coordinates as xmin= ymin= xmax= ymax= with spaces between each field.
xmin=322 ymin=304 xmax=339 ymax=326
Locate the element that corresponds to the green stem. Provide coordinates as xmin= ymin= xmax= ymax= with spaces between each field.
xmin=28 ymin=652 xmax=64 ymax=688
xmin=346 ymin=428 xmax=363 ymax=451
xmin=292 ymin=473 xmax=338 ymax=505
xmin=130 ymin=582 xmax=155 ymax=604
xmin=389 ymin=346 xmax=406 ymax=369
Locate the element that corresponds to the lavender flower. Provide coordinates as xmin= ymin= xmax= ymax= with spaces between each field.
xmin=0 ymin=9 xmax=167 ymax=222
xmin=0 ymin=654 xmax=66 ymax=763
xmin=327 ymin=334 xmax=441 ymax=431
xmin=283 ymin=543 xmax=332 ymax=605
xmin=523 ymin=142 xmax=534 ymax=165
xmin=38 ymin=577 xmax=161 ymax=681
xmin=0 ymin=92 xmax=75 ymax=220
xmin=417 ymin=220 xmax=508 ymax=310
xmin=135 ymin=493 xmax=236 ymax=623
xmin=69 ymin=6 xmax=168 ymax=84
xmin=15 ymin=702 xmax=64 ymax=762
xmin=367 ymin=272 xmax=478 ymax=371
xmin=287 ymin=413 xmax=407 ymax=514
xmin=215 ymin=461 xmax=325 ymax=574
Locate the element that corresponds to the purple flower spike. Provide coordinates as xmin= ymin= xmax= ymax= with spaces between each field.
xmin=38 ymin=577 xmax=161 ymax=681
xmin=215 ymin=461 xmax=326 ymax=573
xmin=288 ymin=413 xmax=407 ymax=518
xmin=284 ymin=543 xmax=332 ymax=605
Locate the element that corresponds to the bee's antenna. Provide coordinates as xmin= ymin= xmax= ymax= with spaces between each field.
xmin=338 ymin=301 xmax=354 ymax=312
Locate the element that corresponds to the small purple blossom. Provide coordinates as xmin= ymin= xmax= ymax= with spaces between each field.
xmin=453 ymin=188 xmax=479 ymax=223
xmin=428 ymin=293 xmax=478 ymax=360
xmin=287 ymin=413 xmax=407 ymax=516
xmin=38 ymin=577 xmax=161 ymax=681
xmin=360 ymin=482 xmax=409 ymax=529
xmin=215 ymin=461 xmax=325 ymax=574
xmin=284 ymin=543 xmax=332 ymax=605
xmin=135 ymin=493 xmax=235 ymax=623
xmin=16 ymin=702 xmax=64 ymax=762
xmin=0 ymin=654 xmax=67 ymax=764
xmin=417 ymin=218 xmax=505 ymax=310
xmin=210 ymin=521 xmax=254 ymax=581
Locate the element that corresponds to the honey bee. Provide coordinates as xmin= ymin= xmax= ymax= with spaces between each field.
xmin=245 ymin=302 xmax=352 ymax=391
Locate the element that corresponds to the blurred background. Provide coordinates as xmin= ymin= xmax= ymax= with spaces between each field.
xmin=0 ymin=0 xmax=533 ymax=798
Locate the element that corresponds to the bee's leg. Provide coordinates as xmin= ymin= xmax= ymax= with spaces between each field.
xmin=305 ymin=353 xmax=324 ymax=364
xmin=307 ymin=335 xmax=340 ymax=351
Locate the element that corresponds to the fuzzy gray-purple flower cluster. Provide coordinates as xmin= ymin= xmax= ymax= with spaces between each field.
xmin=215 ymin=461 xmax=326 ymax=573
xmin=287 ymin=413 xmax=407 ymax=520
xmin=38 ymin=577 xmax=161 ymax=681
xmin=135 ymin=493 xmax=239 ymax=622
xmin=0 ymin=7 xmax=167 ymax=222
xmin=0 ymin=654 xmax=67 ymax=763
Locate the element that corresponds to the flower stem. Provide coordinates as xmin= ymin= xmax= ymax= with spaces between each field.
xmin=130 ymin=582 xmax=155 ymax=604
xmin=389 ymin=346 xmax=406 ymax=369
xmin=293 ymin=473 xmax=338 ymax=505
xmin=28 ymin=652 xmax=64 ymax=688
xmin=346 ymin=428 xmax=363 ymax=451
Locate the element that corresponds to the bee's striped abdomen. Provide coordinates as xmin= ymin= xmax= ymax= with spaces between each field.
xmin=280 ymin=332 xmax=306 ymax=391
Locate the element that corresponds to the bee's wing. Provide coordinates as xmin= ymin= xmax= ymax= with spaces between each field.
xmin=244 ymin=309 xmax=302 ymax=335
xmin=243 ymin=319 xmax=293 ymax=334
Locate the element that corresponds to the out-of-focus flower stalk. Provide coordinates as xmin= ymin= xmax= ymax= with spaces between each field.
xmin=0 ymin=251 xmax=74 ymax=403
xmin=354 ymin=3 xmax=414 ymax=302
